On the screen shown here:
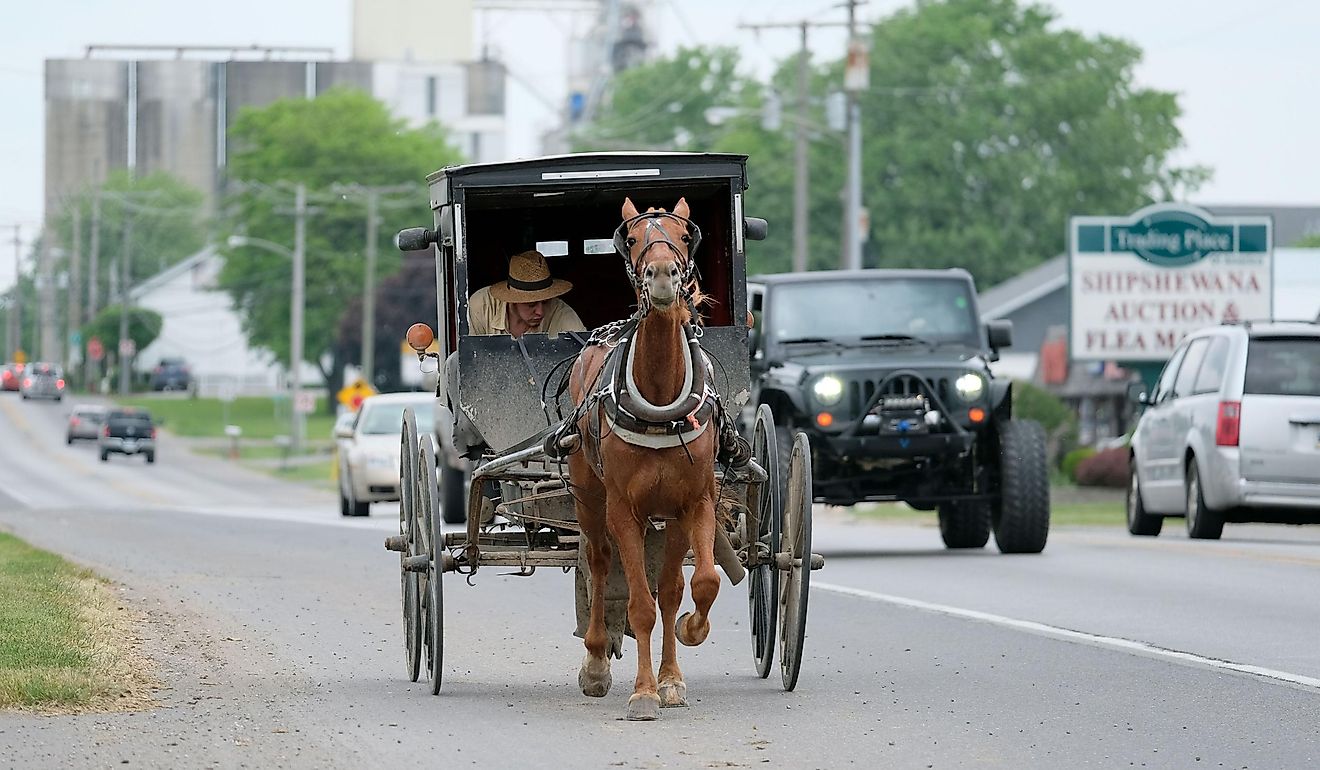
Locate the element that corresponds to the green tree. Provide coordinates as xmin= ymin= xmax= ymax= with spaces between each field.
xmin=220 ymin=88 xmax=464 ymax=401
xmin=854 ymin=0 xmax=1208 ymax=285
xmin=1295 ymin=233 xmax=1320 ymax=247
xmin=53 ymin=170 xmax=206 ymax=311
xmin=82 ymin=305 xmax=163 ymax=355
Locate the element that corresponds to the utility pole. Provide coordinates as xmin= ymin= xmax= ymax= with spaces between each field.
xmin=290 ymin=183 xmax=307 ymax=455
xmin=362 ymin=188 xmax=379 ymax=387
xmin=68 ymin=205 xmax=83 ymax=375
xmin=3 ymin=225 xmax=19 ymax=361
xmin=118 ymin=214 xmax=133 ymax=395
xmin=842 ymin=0 xmax=868 ymax=271
xmin=739 ymin=18 xmax=847 ymax=274
xmin=38 ymin=236 xmax=58 ymax=364
xmin=86 ymin=193 xmax=101 ymax=390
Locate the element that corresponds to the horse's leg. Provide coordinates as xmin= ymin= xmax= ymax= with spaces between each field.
xmin=608 ymin=511 xmax=661 ymax=721
xmin=574 ymin=466 xmax=612 ymax=698
xmin=676 ymin=495 xmax=720 ymax=647
xmin=657 ymin=523 xmax=690 ymax=708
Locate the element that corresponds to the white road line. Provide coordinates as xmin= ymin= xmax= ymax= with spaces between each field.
xmin=814 ymin=580 xmax=1320 ymax=692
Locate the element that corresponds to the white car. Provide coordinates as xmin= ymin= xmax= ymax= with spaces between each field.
xmin=336 ymin=392 xmax=436 ymax=517
xmin=1127 ymin=320 xmax=1320 ymax=539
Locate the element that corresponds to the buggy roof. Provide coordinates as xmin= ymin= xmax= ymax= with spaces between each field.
xmin=427 ymin=152 xmax=749 ymax=188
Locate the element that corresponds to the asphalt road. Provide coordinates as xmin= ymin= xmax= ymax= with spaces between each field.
xmin=2 ymin=393 xmax=1320 ymax=768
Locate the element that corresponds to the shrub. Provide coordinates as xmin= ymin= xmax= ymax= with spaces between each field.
xmin=1012 ymin=381 xmax=1078 ymax=467
xmin=1074 ymin=447 xmax=1129 ymax=488
xmin=1061 ymin=447 xmax=1097 ymax=482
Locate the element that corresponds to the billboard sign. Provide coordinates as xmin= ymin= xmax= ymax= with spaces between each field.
xmin=1069 ymin=204 xmax=1273 ymax=362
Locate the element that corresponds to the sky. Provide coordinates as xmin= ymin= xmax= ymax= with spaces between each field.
xmin=2 ymin=0 xmax=1318 ymax=292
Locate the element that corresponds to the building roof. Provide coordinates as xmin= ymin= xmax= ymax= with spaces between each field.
xmin=130 ymin=246 xmax=218 ymax=299
xmin=1201 ymin=204 xmax=1320 ymax=246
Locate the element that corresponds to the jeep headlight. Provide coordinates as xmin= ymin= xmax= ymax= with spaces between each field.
xmin=812 ymin=375 xmax=844 ymax=406
xmin=954 ymin=372 xmax=984 ymax=402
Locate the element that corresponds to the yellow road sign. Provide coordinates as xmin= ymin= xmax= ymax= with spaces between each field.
xmin=337 ymin=378 xmax=378 ymax=411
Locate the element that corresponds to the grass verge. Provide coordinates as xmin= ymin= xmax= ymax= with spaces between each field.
xmin=0 ymin=533 xmax=156 ymax=711
xmin=262 ymin=459 xmax=338 ymax=491
xmin=851 ymin=491 xmax=1125 ymax=528
xmin=114 ymin=395 xmax=336 ymax=441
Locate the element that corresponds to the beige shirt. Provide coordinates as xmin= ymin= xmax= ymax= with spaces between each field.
xmin=467 ymin=285 xmax=587 ymax=337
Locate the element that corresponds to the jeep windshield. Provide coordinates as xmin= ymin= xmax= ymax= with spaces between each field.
xmin=768 ymin=277 xmax=980 ymax=349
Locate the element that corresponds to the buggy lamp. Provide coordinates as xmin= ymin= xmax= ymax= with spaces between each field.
xmin=955 ymin=372 xmax=984 ymax=401
xmin=812 ymin=375 xmax=844 ymax=406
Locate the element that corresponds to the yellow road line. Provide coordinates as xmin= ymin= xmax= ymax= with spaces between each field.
xmin=0 ymin=397 xmax=170 ymax=506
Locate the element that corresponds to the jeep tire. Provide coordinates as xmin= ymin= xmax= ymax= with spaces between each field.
xmin=938 ymin=501 xmax=991 ymax=549
xmin=992 ymin=419 xmax=1050 ymax=554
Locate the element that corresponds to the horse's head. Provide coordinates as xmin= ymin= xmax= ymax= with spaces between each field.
xmin=617 ymin=197 xmax=700 ymax=315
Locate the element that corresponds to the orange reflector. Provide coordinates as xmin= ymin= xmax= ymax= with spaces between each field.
xmin=968 ymin=407 xmax=986 ymax=423
xmin=815 ymin=412 xmax=834 ymax=427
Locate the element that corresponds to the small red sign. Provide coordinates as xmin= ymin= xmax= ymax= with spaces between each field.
xmin=87 ymin=337 xmax=104 ymax=362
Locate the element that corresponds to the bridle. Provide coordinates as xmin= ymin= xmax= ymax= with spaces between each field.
xmin=612 ymin=212 xmax=703 ymax=317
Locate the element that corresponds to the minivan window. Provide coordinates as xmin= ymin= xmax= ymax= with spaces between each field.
xmin=1244 ymin=338 xmax=1320 ymax=397
xmin=1173 ymin=338 xmax=1209 ymax=399
xmin=1153 ymin=344 xmax=1189 ymax=404
xmin=1191 ymin=337 xmax=1231 ymax=395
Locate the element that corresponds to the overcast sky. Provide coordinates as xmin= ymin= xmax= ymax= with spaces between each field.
xmin=2 ymin=0 xmax=1317 ymax=291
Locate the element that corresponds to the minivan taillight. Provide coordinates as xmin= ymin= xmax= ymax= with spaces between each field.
xmin=1216 ymin=401 xmax=1241 ymax=446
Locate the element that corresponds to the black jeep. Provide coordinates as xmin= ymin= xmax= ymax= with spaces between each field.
xmin=747 ymin=269 xmax=1049 ymax=553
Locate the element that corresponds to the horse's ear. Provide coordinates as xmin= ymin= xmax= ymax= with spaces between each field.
xmin=622 ymin=197 xmax=640 ymax=221
xmin=673 ymin=197 xmax=690 ymax=219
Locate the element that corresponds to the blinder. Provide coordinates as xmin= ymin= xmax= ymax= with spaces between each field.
xmin=612 ymin=211 xmax=702 ymax=291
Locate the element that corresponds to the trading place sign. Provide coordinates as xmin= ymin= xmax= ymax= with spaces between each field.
xmin=1069 ymin=204 xmax=1273 ymax=362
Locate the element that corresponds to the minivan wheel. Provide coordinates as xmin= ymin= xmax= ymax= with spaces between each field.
xmin=1185 ymin=462 xmax=1224 ymax=540
xmin=1126 ymin=461 xmax=1163 ymax=536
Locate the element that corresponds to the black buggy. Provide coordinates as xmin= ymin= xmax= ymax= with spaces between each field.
xmin=385 ymin=152 xmax=825 ymax=695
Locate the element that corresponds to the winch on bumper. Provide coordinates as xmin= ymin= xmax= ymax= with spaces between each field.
xmin=833 ymin=392 xmax=975 ymax=458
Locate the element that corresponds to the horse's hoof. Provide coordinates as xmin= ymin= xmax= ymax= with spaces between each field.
xmin=626 ymin=692 xmax=661 ymax=721
xmin=676 ymin=611 xmax=709 ymax=647
xmin=658 ymin=680 xmax=688 ymax=708
xmin=578 ymin=656 xmax=612 ymax=698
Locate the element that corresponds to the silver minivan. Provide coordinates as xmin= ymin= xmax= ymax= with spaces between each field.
xmin=1127 ymin=320 xmax=1320 ymax=539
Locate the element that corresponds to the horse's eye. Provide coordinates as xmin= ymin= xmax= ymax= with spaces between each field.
xmin=626 ymin=237 xmax=637 ymax=248
xmin=681 ymin=234 xmax=691 ymax=243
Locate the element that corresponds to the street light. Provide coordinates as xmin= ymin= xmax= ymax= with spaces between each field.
xmin=226 ymin=230 xmax=305 ymax=454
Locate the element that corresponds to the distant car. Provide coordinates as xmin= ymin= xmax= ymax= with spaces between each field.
xmin=20 ymin=363 xmax=65 ymax=401
xmin=1 ymin=363 xmax=23 ymax=392
xmin=66 ymin=404 xmax=108 ymax=444
xmin=99 ymin=408 xmax=157 ymax=464
xmin=337 ymin=392 xmax=435 ymax=517
xmin=149 ymin=357 xmax=193 ymax=391
xmin=1127 ymin=320 xmax=1320 ymax=539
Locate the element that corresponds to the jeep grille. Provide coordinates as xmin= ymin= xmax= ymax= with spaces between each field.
xmin=849 ymin=375 xmax=950 ymax=414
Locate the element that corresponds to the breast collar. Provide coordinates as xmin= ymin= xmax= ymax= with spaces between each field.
xmin=587 ymin=319 xmax=717 ymax=453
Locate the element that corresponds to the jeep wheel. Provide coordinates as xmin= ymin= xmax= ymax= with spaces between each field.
xmin=992 ymin=419 xmax=1050 ymax=554
xmin=938 ymin=502 xmax=991 ymax=549
xmin=1126 ymin=460 xmax=1163 ymax=536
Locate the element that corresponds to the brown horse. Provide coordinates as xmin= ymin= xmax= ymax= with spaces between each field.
xmin=567 ymin=197 xmax=720 ymax=721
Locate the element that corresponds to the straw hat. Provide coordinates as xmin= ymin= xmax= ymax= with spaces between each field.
xmin=489 ymin=250 xmax=573 ymax=303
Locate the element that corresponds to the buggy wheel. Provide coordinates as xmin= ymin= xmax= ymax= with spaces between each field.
xmin=400 ymin=410 xmax=422 ymax=682
xmin=778 ymin=431 xmax=814 ymax=692
xmin=746 ymin=404 xmax=780 ymax=679
xmin=419 ymin=437 xmax=444 ymax=695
